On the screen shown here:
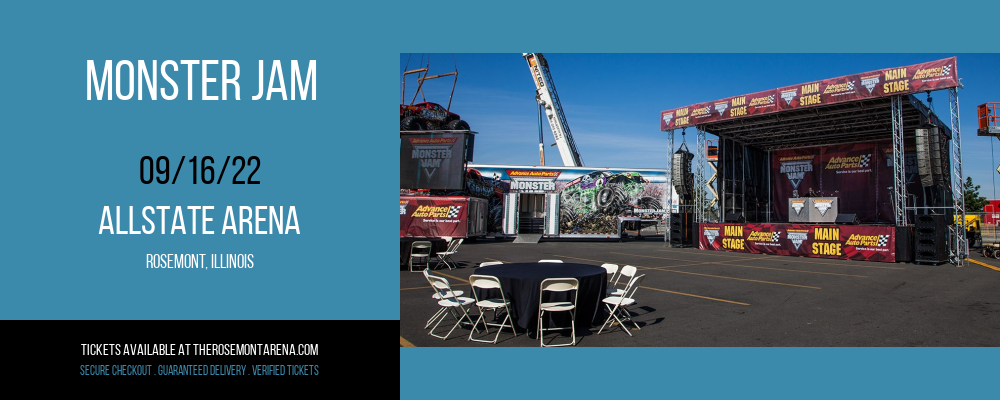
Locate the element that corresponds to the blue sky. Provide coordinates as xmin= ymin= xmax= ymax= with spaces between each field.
xmin=401 ymin=54 xmax=1000 ymax=201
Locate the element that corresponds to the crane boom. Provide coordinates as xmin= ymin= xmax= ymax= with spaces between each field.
xmin=523 ymin=53 xmax=583 ymax=167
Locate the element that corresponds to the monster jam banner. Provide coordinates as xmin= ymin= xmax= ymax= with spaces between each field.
xmin=661 ymin=57 xmax=958 ymax=130
xmin=467 ymin=164 xmax=668 ymax=236
xmin=400 ymin=132 xmax=468 ymax=190
xmin=400 ymin=196 xmax=469 ymax=238
xmin=699 ymin=223 xmax=897 ymax=263
xmin=772 ymin=142 xmax=891 ymax=224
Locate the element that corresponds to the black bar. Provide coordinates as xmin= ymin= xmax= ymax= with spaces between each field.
xmin=6 ymin=320 xmax=383 ymax=386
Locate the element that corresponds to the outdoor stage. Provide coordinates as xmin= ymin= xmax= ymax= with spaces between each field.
xmin=661 ymin=57 xmax=965 ymax=264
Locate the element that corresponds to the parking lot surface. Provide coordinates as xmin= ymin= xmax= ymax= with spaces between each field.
xmin=400 ymin=239 xmax=1000 ymax=347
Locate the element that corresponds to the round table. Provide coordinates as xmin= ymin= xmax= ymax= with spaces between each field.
xmin=475 ymin=263 xmax=607 ymax=333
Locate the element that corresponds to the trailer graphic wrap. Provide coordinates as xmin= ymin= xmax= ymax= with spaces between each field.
xmin=561 ymin=171 xmax=661 ymax=235
xmin=468 ymin=164 xmax=668 ymax=237
xmin=416 ymin=169 xmax=508 ymax=234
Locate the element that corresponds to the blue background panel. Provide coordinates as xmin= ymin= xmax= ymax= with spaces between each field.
xmin=1 ymin=1 xmax=998 ymax=397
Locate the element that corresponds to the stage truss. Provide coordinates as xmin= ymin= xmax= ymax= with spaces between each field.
xmin=949 ymin=88 xmax=967 ymax=264
xmin=664 ymin=92 xmax=967 ymax=265
xmin=664 ymin=130 xmax=674 ymax=245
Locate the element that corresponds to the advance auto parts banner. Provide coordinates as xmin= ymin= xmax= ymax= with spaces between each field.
xmin=661 ymin=57 xmax=958 ymax=130
xmin=699 ymin=223 xmax=897 ymax=263
xmin=772 ymin=142 xmax=890 ymax=223
xmin=400 ymin=133 xmax=467 ymax=190
xmin=818 ymin=143 xmax=884 ymax=223
xmin=400 ymin=196 xmax=469 ymax=238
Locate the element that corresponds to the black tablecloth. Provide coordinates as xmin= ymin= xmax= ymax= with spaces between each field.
xmin=476 ymin=263 xmax=607 ymax=332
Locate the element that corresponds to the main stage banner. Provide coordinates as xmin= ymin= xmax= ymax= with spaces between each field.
xmin=661 ymin=57 xmax=958 ymax=130
xmin=699 ymin=223 xmax=897 ymax=263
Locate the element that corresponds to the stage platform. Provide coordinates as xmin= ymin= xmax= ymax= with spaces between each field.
xmin=699 ymin=223 xmax=911 ymax=263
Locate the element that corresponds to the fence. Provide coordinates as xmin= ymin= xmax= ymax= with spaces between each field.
xmin=981 ymin=223 xmax=998 ymax=246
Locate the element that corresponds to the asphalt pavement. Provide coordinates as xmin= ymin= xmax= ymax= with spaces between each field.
xmin=400 ymin=238 xmax=1000 ymax=347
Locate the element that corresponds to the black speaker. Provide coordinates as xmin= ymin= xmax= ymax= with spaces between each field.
xmin=672 ymin=150 xmax=693 ymax=193
xmin=896 ymin=226 xmax=914 ymax=263
xmin=915 ymin=125 xmax=944 ymax=187
xmin=927 ymin=126 xmax=944 ymax=185
xmin=914 ymin=214 xmax=948 ymax=264
xmin=915 ymin=241 xmax=948 ymax=264
xmin=914 ymin=127 xmax=934 ymax=187
xmin=915 ymin=214 xmax=946 ymax=235
xmin=835 ymin=213 xmax=859 ymax=225
xmin=724 ymin=213 xmax=745 ymax=223
xmin=670 ymin=212 xmax=695 ymax=247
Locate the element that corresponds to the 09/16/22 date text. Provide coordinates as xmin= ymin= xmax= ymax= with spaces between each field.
xmin=140 ymin=156 xmax=259 ymax=184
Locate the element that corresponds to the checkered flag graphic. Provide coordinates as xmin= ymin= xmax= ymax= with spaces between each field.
xmin=942 ymin=65 xmax=951 ymax=76
xmin=846 ymin=81 xmax=855 ymax=91
xmin=768 ymin=95 xmax=775 ymax=102
xmin=859 ymin=154 xmax=871 ymax=168
xmin=877 ymin=235 xmax=889 ymax=247
xmin=772 ymin=232 xmax=781 ymax=242
xmin=447 ymin=206 xmax=462 ymax=218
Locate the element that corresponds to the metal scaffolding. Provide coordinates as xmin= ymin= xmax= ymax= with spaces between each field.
xmin=949 ymin=87 xmax=968 ymax=264
xmin=890 ymin=95 xmax=907 ymax=227
xmin=695 ymin=127 xmax=707 ymax=223
xmin=659 ymin=70 xmax=965 ymax=265
xmin=707 ymin=161 xmax=719 ymax=213
xmin=699 ymin=97 xmax=944 ymax=151
xmin=665 ymin=129 xmax=675 ymax=245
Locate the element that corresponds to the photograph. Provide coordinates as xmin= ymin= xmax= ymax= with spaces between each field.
xmin=400 ymin=53 xmax=1000 ymax=348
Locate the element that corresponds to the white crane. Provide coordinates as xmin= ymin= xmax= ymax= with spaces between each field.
xmin=523 ymin=53 xmax=583 ymax=167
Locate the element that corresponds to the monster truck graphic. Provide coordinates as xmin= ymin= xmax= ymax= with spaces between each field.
xmin=434 ymin=168 xmax=505 ymax=233
xmin=559 ymin=171 xmax=661 ymax=234
xmin=400 ymin=102 xmax=471 ymax=131
xmin=464 ymin=169 xmax=505 ymax=233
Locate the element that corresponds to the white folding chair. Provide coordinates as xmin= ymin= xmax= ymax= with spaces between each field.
xmin=538 ymin=259 xmax=564 ymax=263
xmin=409 ymin=241 xmax=433 ymax=272
xmin=538 ymin=278 xmax=578 ymax=347
xmin=426 ymin=275 xmax=478 ymax=340
xmin=599 ymin=274 xmax=646 ymax=336
xmin=601 ymin=263 xmax=620 ymax=285
xmin=435 ymin=238 xmax=463 ymax=270
xmin=608 ymin=265 xmax=637 ymax=296
xmin=468 ymin=274 xmax=517 ymax=343
xmin=422 ymin=269 xmax=464 ymax=329
xmin=478 ymin=261 xmax=503 ymax=268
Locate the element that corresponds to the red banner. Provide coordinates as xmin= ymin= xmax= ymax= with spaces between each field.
xmin=699 ymin=223 xmax=897 ymax=263
xmin=772 ymin=142 xmax=890 ymax=223
xmin=400 ymin=196 xmax=469 ymax=238
xmin=661 ymin=57 xmax=958 ymax=130
xmin=773 ymin=150 xmax=820 ymax=221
